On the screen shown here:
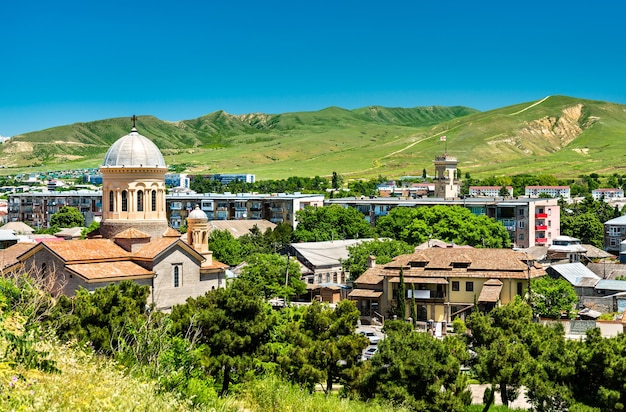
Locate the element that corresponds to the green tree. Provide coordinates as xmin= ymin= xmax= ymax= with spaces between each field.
xmin=301 ymin=300 xmax=366 ymax=394
xmin=294 ymin=205 xmax=376 ymax=242
xmin=377 ymin=205 xmax=510 ymax=247
xmin=466 ymin=298 xmax=534 ymax=408
xmin=531 ymin=276 xmax=577 ymax=319
xmin=341 ymin=238 xmax=413 ymax=280
xmin=208 ymin=229 xmax=245 ymax=266
xmin=498 ymin=186 xmax=510 ymax=197
xmin=238 ymin=253 xmax=306 ymax=300
xmin=357 ymin=320 xmax=471 ymax=411
xmin=46 ymin=280 xmax=150 ymax=354
xmin=50 ymin=205 xmax=85 ymax=228
xmin=397 ymin=268 xmax=406 ymax=319
xmin=170 ymin=279 xmax=274 ymax=396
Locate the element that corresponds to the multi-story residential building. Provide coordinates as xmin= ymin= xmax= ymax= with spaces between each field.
xmin=592 ymin=188 xmax=624 ymax=201
xmin=191 ymin=173 xmax=255 ymax=185
xmin=469 ymin=186 xmax=513 ymax=197
xmin=8 ymin=190 xmax=324 ymax=230
xmin=604 ymin=215 xmax=626 ymax=253
xmin=166 ymin=192 xmax=325 ymax=229
xmin=326 ymin=197 xmax=560 ymax=248
xmin=377 ymin=182 xmax=432 ymax=198
xmin=7 ymin=190 xmax=103 ymax=228
xmin=525 ymin=186 xmax=570 ymax=199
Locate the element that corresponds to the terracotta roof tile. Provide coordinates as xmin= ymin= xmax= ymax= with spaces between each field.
xmin=0 ymin=243 xmax=36 ymax=271
xmin=114 ymin=228 xmax=150 ymax=239
xmin=162 ymin=227 xmax=182 ymax=238
xmin=44 ymin=239 xmax=131 ymax=262
xmin=133 ymin=237 xmax=180 ymax=259
xmin=67 ymin=261 xmax=154 ymax=282
xmin=201 ymin=259 xmax=229 ymax=271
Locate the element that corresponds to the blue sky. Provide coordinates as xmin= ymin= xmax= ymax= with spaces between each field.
xmin=1 ymin=0 xmax=625 ymax=137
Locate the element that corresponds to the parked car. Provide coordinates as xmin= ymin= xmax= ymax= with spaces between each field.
xmin=359 ymin=331 xmax=381 ymax=345
xmin=363 ymin=346 xmax=378 ymax=360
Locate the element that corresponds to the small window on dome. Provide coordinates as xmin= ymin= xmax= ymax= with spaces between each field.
xmin=151 ymin=190 xmax=157 ymax=212
xmin=137 ymin=190 xmax=143 ymax=212
xmin=109 ymin=191 xmax=114 ymax=212
xmin=122 ymin=190 xmax=128 ymax=212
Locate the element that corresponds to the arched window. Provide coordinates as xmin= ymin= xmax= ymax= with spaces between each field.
xmin=109 ymin=191 xmax=114 ymax=212
xmin=41 ymin=262 xmax=47 ymax=273
xmin=151 ymin=190 xmax=157 ymax=212
xmin=137 ymin=190 xmax=143 ymax=212
xmin=121 ymin=190 xmax=128 ymax=212
xmin=173 ymin=265 xmax=180 ymax=287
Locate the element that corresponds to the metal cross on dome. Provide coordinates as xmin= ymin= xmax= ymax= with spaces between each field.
xmin=131 ymin=115 xmax=137 ymax=128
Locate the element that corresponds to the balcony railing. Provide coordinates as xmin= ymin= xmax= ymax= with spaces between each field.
xmin=535 ymin=238 xmax=548 ymax=244
xmin=535 ymin=225 xmax=548 ymax=231
xmin=535 ymin=213 xmax=548 ymax=218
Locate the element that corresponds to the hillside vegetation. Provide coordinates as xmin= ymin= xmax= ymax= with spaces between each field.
xmin=3 ymin=95 xmax=625 ymax=179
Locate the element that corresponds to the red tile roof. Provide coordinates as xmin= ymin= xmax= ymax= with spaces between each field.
xmin=43 ymin=239 xmax=131 ymax=262
xmin=66 ymin=261 xmax=154 ymax=282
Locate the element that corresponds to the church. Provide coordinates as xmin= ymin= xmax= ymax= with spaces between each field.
xmin=5 ymin=119 xmax=227 ymax=311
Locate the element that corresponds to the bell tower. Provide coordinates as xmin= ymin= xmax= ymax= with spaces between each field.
xmin=433 ymin=154 xmax=460 ymax=199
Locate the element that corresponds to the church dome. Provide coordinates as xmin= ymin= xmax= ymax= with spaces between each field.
xmin=188 ymin=205 xmax=208 ymax=220
xmin=102 ymin=127 xmax=166 ymax=168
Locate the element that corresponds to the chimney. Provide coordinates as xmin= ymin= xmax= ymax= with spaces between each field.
xmin=368 ymin=255 xmax=376 ymax=269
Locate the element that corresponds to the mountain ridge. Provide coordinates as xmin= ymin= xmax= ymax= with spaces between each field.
xmin=2 ymin=96 xmax=624 ymax=180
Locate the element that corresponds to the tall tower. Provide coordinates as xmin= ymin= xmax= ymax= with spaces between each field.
xmin=433 ymin=154 xmax=460 ymax=199
xmin=99 ymin=119 xmax=169 ymax=240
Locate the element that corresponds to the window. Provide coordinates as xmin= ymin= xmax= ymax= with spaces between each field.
xmin=517 ymin=282 xmax=523 ymax=295
xmin=109 ymin=191 xmax=114 ymax=212
xmin=121 ymin=190 xmax=128 ymax=212
xmin=137 ymin=190 xmax=143 ymax=212
xmin=518 ymin=209 xmax=524 ymax=216
xmin=519 ymin=233 xmax=524 ymax=240
xmin=466 ymin=281 xmax=474 ymax=292
xmin=548 ymin=220 xmax=551 ymax=227
xmin=151 ymin=190 xmax=157 ymax=212
xmin=452 ymin=281 xmax=459 ymax=291
xmin=173 ymin=265 xmax=182 ymax=287
xmin=518 ymin=221 xmax=524 ymax=229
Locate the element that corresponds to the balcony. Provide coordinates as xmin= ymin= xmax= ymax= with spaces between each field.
xmin=535 ymin=213 xmax=548 ymax=218
xmin=498 ymin=218 xmax=516 ymax=231
xmin=535 ymin=225 xmax=548 ymax=231
xmin=535 ymin=238 xmax=547 ymax=244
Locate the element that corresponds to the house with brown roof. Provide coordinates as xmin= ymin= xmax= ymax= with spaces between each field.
xmin=4 ymin=121 xmax=228 ymax=311
xmin=349 ymin=247 xmax=545 ymax=323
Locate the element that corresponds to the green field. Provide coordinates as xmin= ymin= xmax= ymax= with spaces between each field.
xmin=3 ymin=95 xmax=625 ymax=180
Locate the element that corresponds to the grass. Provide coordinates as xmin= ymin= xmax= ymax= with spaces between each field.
xmin=2 ymin=96 xmax=626 ymax=181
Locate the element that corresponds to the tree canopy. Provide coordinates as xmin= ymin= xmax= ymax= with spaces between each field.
xmin=341 ymin=238 xmax=414 ymax=280
xmin=293 ymin=205 xmax=376 ymax=242
xmin=376 ymin=205 xmax=510 ymax=247
xmin=50 ymin=205 xmax=85 ymax=228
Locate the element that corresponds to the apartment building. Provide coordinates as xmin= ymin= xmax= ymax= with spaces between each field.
xmin=525 ymin=186 xmax=570 ymax=199
xmin=8 ymin=190 xmax=324 ymax=230
xmin=166 ymin=192 xmax=325 ymax=229
xmin=469 ymin=186 xmax=513 ymax=197
xmin=592 ymin=188 xmax=624 ymax=201
xmin=7 ymin=190 xmax=103 ymax=228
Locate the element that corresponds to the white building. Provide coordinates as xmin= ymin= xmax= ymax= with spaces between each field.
xmin=525 ymin=186 xmax=570 ymax=199
xmin=592 ymin=188 xmax=624 ymax=201
xmin=469 ymin=186 xmax=513 ymax=197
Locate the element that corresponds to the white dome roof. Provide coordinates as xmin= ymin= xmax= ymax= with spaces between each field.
xmin=102 ymin=127 xmax=166 ymax=168
xmin=188 ymin=205 xmax=208 ymax=220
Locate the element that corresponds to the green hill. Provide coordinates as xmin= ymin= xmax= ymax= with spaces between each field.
xmin=2 ymin=96 xmax=625 ymax=180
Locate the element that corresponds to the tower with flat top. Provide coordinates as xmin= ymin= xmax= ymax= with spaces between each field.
xmin=433 ymin=154 xmax=459 ymax=199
